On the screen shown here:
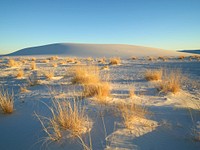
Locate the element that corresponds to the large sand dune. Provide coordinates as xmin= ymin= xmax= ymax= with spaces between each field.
xmin=6 ymin=43 xmax=187 ymax=57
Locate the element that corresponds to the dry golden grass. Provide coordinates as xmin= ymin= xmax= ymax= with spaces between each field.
xmin=74 ymin=60 xmax=81 ymax=64
xmin=83 ymin=82 xmax=111 ymax=103
xmin=59 ymin=60 xmax=66 ymax=65
xmin=7 ymin=59 xmax=20 ymax=67
xmin=109 ymin=57 xmax=121 ymax=65
xmin=49 ymin=56 xmax=59 ymax=61
xmin=66 ymin=57 xmax=76 ymax=63
xmin=16 ymin=69 xmax=24 ymax=78
xmin=148 ymin=57 xmax=155 ymax=61
xmin=129 ymin=88 xmax=135 ymax=98
xmin=191 ymin=55 xmax=200 ymax=60
xmin=0 ymin=88 xmax=14 ymax=114
xmin=158 ymin=69 xmax=181 ymax=94
xmin=145 ymin=69 xmax=162 ymax=81
xmin=116 ymin=102 xmax=148 ymax=129
xmin=98 ymin=57 xmax=106 ymax=64
xmin=158 ymin=56 xmax=167 ymax=61
xmin=21 ymin=59 xmax=27 ymax=64
xmin=44 ymin=70 xmax=54 ymax=80
xmin=40 ymin=59 xmax=49 ymax=63
xmin=86 ymin=57 xmax=93 ymax=61
xmin=178 ymin=55 xmax=185 ymax=60
xmin=101 ymin=65 xmax=109 ymax=70
xmin=36 ymin=98 xmax=90 ymax=142
xmin=35 ymin=113 xmax=62 ymax=141
xmin=20 ymin=85 xmax=30 ymax=93
xmin=31 ymin=57 xmax=36 ymax=61
xmin=131 ymin=56 xmax=137 ymax=60
xmin=52 ymin=63 xmax=58 ymax=67
xmin=71 ymin=66 xmax=100 ymax=84
xmin=30 ymin=61 xmax=36 ymax=70
xmin=53 ymin=100 xmax=89 ymax=136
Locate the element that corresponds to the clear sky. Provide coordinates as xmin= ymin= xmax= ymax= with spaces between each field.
xmin=0 ymin=0 xmax=200 ymax=54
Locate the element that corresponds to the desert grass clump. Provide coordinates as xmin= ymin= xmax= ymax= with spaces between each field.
xmin=98 ymin=57 xmax=106 ymax=64
xmin=178 ymin=55 xmax=185 ymax=60
xmin=148 ymin=57 xmax=155 ymax=61
xmin=71 ymin=66 xmax=100 ymax=84
xmin=109 ymin=57 xmax=121 ymax=65
xmin=53 ymin=100 xmax=90 ymax=136
xmin=30 ymin=61 xmax=37 ymax=70
xmin=101 ymin=65 xmax=109 ymax=70
xmin=49 ymin=56 xmax=59 ymax=61
xmin=129 ymin=88 xmax=135 ymax=98
xmin=116 ymin=102 xmax=148 ymax=129
xmin=16 ymin=69 xmax=24 ymax=78
xmin=59 ymin=60 xmax=66 ymax=65
xmin=7 ymin=59 xmax=20 ymax=67
xmin=66 ymin=57 xmax=76 ymax=63
xmin=35 ymin=113 xmax=62 ymax=141
xmin=52 ymin=63 xmax=58 ymax=67
xmin=20 ymin=85 xmax=30 ymax=93
xmin=44 ymin=70 xmax=54 ymax=80
xmin=41 ymin=59 xmax=49 ymax=63
xmin=21 ymin=59 xmax=27 ymax=64
xmin=36 ymin=98 xmax=91 ymax=142
xmin=158 ymin=56 xmax=167 ymax=61
xmin=131 ymin=56 xmax=137 ymax=60
xmin=0 ymin=88 xmax=14 ymax=114
xmin=145 ymin=69 xmax=162 ymax=81
xmin=31 ymin=57 xmax=36 ymax=61
xmin=158 ymin=69 xmax=181 ymax=94
xmin=83 ymin=82 xmax=111 ymax=103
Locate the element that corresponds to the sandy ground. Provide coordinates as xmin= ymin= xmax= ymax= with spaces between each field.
xmin=0 ymin=55 xmax=200 ymax=150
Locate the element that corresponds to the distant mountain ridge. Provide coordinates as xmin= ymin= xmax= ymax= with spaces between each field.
xmin=178 ymin=50 xmax=200 ymax=55
xmin=4 ymin=43 xmax=192 ymax=58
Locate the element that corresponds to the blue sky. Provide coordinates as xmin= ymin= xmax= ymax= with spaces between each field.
xmin=0 ymin=0 xmax=200 ymax=54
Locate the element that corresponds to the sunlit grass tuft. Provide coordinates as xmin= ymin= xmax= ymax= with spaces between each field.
xmin=0 ymin=88 xmax=14 ymax=114
xmin=145 ymin=69 xmax=162 ymax=81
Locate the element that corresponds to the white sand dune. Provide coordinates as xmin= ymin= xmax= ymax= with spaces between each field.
xmin=6 ymin=43 xmax=189 ymax=58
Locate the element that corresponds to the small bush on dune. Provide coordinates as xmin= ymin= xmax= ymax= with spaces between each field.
xmin=0 ymin=88 xmax=14 ymax=114
xmin=71 ymin=66 xmax=100 ymax=84
xmin=145 ymin=69 xmax=162 ymax=81
xmin=109 ymin=57 xmax=121 ymax=65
